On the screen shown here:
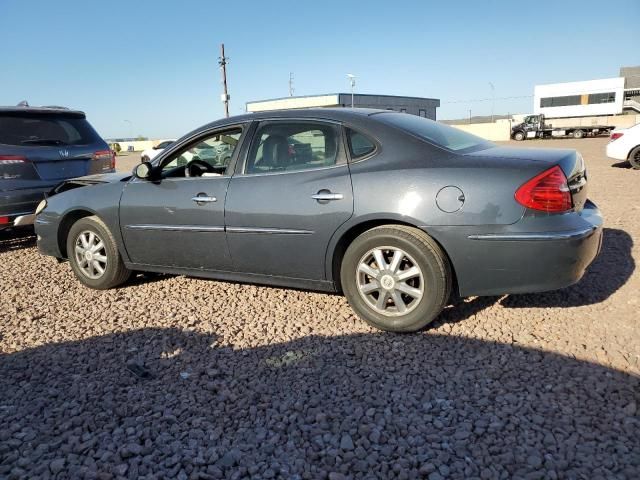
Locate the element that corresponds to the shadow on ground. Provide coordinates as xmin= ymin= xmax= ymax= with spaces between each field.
xmin=1 ymin=329 xmax=638 ymax=479
xmin=0 ymin=228 xmax=35 ymax=253
xmin=501 ymin=228 xmax=634 ymax=309
xmin=611 ymin=161 xmax=633 ymax=169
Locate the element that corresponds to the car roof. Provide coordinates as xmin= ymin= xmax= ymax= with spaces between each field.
xmin=198 ymin=108 xmax=389 ymax=131
xmin=0 ymin=106 xmax=86 ymax=118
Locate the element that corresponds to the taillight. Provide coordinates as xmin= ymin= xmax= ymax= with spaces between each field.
xmin=0 ymin=216 xmax=9 ymax=225
xmin=515 ymin=165 xmax=572 ymax=213
xmin=93 ymin=150 xmax=112 ymax=161
xmin=110 ymin=150 xmax=116 ymax=169
xmin=610 ymin=132 xmax=624 ymax=141
xmin=0 ymin=155 xmax=27 ymax=165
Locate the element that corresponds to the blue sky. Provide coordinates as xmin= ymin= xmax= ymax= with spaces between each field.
xmin=1 ymin=0 xmax=638 ymax=138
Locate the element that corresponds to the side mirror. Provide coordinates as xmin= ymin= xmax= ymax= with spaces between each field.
xmin=133 ymin=161 xmax=153 ymax=180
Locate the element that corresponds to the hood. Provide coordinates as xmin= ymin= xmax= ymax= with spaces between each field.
xmin=51 ymin=171 xmax=131 ymax=194
xmin=69 ymin=172 xmax=132 ymax=183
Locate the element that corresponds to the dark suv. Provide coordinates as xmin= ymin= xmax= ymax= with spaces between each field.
xmin=0 ymin=105 xmax=114 ymax=229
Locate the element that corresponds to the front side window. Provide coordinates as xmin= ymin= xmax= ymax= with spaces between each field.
xmin=245 ymin=122 xmax=339 ymax=174
xmin=376 ymin=112 xmax=491 ymax=153
xmin=161 ymin=128 xmax=242 ymax=177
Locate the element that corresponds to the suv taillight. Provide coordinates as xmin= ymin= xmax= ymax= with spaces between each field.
xmin=0 ymin=155 xmax=27 ymax=164
xmin=515 ymin=165 xmax=572 ymax=213
xmin=93 ymin=150 xmax=112 ymax=161
xmin=610 ymin=132 xmax=624 ymax=141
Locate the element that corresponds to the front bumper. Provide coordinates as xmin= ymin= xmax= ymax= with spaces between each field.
xmin=427 ymin=200 xmax=604 ymax=297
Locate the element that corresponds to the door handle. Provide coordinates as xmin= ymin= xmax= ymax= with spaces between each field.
xmin=192 ymin=195 xmax=217 ymax=203
xmin=311 ymin=192 xmax=343 ymax=201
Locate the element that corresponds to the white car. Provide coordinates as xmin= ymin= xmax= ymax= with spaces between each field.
xmin=140 ymin=139 xmax=175 ymax=162
xmin=606 ymin=123 xmax=640 ymax=169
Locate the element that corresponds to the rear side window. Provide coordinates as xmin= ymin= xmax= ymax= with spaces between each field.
xmin=0 ymin=115 xmax=102 ymax=146
xmin=347 ymin=128 xmax=376 ymax=159
xmin=246 ymin=122 xmax=340 ymax=174
xmin=376 ymin=112 xmax=492 ymax=153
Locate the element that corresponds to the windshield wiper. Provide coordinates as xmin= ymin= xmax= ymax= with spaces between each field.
xmin=21 ymin=138 xmax=68 ymax=146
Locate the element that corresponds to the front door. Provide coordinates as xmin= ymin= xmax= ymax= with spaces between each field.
xmin=225 ymin=120 xmax=353 ymax=280
xmin=119 ymin=126 xmax=245 ymax=271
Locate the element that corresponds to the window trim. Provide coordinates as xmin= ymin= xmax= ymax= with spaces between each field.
xmin=238 ymin=118 xmax=347 ymax=177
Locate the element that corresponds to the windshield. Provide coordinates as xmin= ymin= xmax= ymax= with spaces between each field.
xmin=375 ymin=112 xmax=492 ymax=153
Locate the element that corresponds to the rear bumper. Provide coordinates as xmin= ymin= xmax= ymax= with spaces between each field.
xmin=0 ymin=185 xmax=52 ymax=227
xmin=426 ymin=200 xmax=604 ymax=297
xmin=605 ymin=141 xmax=628 ymax=161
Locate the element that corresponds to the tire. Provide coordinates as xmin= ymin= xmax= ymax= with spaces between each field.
xmin=66 ymin=215 xmax=131 ymax=289
xmin=340 ymin=225 xmax=451 ymax=332
xmin=629 ymin=146 xmax=640 ymax=170
xmin=573 ymin=129 xmax=584 ymax=139
xmin=513 ymin=131 xmax=525 ymax=141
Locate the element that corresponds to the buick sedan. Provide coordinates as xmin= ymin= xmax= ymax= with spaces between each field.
xmin=35 ymin=109 xmax=603 ymax=332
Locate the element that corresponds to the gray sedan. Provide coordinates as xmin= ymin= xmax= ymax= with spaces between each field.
xmin=35 ymin=109 xmax=603 ymax=332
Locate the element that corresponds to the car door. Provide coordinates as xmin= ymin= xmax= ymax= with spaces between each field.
xmin=225 ymin=119 xmax=353 ymax=280
xmin=119 ymin=126 xmax=246 ymax=270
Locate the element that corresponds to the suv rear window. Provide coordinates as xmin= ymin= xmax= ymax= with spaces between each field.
xmin=375 ymin=112 xmax=492 ymax=153
xmin=0 ymin=114 xmax=102 ymax=146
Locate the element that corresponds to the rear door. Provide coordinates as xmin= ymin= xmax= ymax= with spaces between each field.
xmin=225 ymin=119 xmax=353 ymax=280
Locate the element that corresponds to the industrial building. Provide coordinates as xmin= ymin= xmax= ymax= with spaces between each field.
xmin=534 ymin=65 xmax=640 ymax=118
xmin=246 ymin=93 xmax=440 ymax=120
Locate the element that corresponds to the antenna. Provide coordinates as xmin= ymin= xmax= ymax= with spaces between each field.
xmin=289 ymin=72 xmax=295 ymax=97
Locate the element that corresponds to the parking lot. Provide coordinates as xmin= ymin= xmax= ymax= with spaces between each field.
xmin=1 ymin=137 xmax=638 ymax=478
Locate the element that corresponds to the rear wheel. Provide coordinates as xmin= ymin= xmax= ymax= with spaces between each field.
xmin=573 ymin=129 xmax=585 ymax=139
xmin=341 ymin=225 xmax=451 ymax=332
xmin=629 ymin=146 xmax=640 ymax=169
xmin=513 ymin=131 xmax=525 ymax=141
xmin=66 ymin=215 xmax=131 ymax=289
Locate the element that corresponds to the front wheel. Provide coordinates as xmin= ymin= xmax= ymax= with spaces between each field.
xmin=629 ymin=146 xmax=640 ymax=169
xmin=341 ymin=225 xmax=451 ymax=332
xmin=573 ymin=129 xmax=585 ymax=139
xmin=66 ymin=215 xmax=131 ymax=289
xmin=513 ymin=131 xmax=525 ymax=141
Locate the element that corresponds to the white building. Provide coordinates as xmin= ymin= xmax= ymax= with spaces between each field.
xmin=534 ymin=77 xmax=625 ymax=118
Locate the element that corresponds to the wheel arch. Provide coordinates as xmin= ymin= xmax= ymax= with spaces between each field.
xmin=56 ymin=209 xmax=99 ymax=258
xmin=327 ymin=218 xmax=458 ymax=295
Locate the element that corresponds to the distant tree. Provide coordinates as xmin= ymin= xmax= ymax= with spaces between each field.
xmin=136 ymin=135 xmax=148 ymax=141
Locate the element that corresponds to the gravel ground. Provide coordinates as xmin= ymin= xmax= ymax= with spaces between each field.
xmin=1 ymin=137 xmax=639 ymax=479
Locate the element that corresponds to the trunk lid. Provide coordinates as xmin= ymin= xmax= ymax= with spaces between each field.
xmin=465 ymin=146 xmax=588 ymax=212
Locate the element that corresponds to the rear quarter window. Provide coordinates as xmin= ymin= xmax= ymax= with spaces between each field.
xmin=376 ymin=112 xmax=492 ymax=153
xmin=0 ymin=115 xmax=102 ymax=146
xmin=347 ymin=128 xmax=377 ymax=159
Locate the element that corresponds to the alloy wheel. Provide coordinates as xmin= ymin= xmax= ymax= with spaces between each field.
xmin=356 ymin=246 xmax=424 ymax=316
xmin=74 ymin=230 xmax=108 ymax=279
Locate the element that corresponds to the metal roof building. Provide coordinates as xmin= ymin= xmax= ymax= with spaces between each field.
xmin=246 ymin=93 xmax=440 ymax=120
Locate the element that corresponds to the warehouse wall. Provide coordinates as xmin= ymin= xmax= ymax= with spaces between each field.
xmin=449 ymin=120 xmax=512 ymax=141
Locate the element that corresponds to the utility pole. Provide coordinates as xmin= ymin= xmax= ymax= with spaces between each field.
xmin=289 ymin=72 xmax=295 ymax=97
xmin=219 ymin=43 xmax=230 ymax=118
xmin=468 ymin=109 xmax=472 ymax=124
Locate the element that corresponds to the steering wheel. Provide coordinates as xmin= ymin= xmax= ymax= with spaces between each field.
xmin=185 ymin=159 xmax=215 ymax=177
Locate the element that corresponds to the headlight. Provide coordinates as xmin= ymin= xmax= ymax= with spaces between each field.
xmin=35 ymin=199 xmax=47 ymax=215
